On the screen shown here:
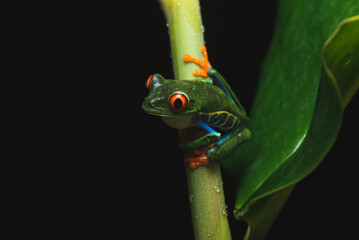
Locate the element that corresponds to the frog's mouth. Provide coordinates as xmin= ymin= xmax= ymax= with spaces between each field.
xmin=142 ymin=101 xmax=169 ymax=117
xmin=142 ymin=100 xmax=188 ymax=117
xmin=142 ymin=101 xmax=196 ymax=129
xmin=145 ymin=111 xmax=171 ymax=117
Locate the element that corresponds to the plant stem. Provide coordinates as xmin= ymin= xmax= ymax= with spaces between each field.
xmin=159 ymin=0 xmax=204 ymax=80
xmin=159 ymin=0 xmax=231 ymax=239
xmin=186 ymin=164 xmax=231 ymax=239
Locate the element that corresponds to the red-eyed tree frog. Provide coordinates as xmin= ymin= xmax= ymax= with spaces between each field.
xmin=142 ymin=46 xmax=250 ymax=169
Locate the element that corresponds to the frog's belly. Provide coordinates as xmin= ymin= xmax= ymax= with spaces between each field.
xmin=161 ymin=115 xmax=195 ymax=129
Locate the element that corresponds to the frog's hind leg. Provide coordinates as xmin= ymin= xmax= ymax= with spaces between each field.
xmin=207 ymin=68 xmax=246 ymax=113
xmin=208 ymin=128 xmax=251 ymax=162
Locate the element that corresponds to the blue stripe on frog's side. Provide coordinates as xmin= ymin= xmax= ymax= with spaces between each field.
xmin=199 ymin=111 xmax=240 ymax=132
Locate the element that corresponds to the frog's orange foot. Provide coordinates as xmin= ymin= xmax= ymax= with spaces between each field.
xmin=183 ymin=45 xmax=211 ymax=78
xmin=184 ymin=153 xmax=209 ymax=170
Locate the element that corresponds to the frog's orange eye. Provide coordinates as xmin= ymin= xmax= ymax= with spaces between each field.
xmin=145 ymin=75 xmax=153 ymax=90
xmin=169 ymin=92 xmax=188 ymax=111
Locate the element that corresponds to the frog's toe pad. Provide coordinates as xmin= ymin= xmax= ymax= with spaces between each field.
xmin=193 ymin=69 xmax=208 ymax=78
xmin=183 ymin=45 xmax=211 ymax=78
xmin=184 ymin=154 xmax=209 ymax=170
xmin=208 ymin=148 xmax=226 ymax=162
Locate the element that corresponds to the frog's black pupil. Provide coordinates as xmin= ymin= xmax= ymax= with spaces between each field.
xmin=174 ymin=98 xmax=182 ymax=109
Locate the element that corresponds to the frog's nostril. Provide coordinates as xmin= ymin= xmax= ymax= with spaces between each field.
xmin=142 ymin=98 xmax=153 ymax=109
xmin=142 ymin=101 xmax=149 ymax=110
xmin=147 ymin=100 xmax=154 ymax=107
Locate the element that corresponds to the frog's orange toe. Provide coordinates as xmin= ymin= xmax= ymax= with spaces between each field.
xmin=183 ymin=54 xmax=193 ymax=62
xmin=183 ymin=45 xmax=211 ymax=78
xmin=184 ymin=152 xmax=209 ymax=170
xmin=193 ymin=69 xmax=208 ymax=78
xmin=189 ymin=161 xmax=199 ymax=170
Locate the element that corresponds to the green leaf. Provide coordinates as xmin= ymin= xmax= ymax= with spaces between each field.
xmin=322 ymin=16 xmax=359 ymax=108
xmin=222 ymin=0 xmax=359 ymax=238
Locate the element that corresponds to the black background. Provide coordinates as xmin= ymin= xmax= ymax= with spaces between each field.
xmin=62 ymin=1 xmax=359 ymax=239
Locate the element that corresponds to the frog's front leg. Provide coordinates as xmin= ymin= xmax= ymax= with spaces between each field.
xmin=183 ymin=45 xmax=211 ymax=78
xmin=208 ymin=128 xmax=251 ymax=161
xmin=179 ymin=120 xmax=221 ymax=150
xmin=178 ymin=123 xmax=220 ymax=169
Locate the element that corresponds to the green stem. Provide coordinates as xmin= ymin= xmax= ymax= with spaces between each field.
xmin=186 ymin=164 xmax=231 ymax=239
xmin=159 ymin=0 xmax=231 ymax=239
xmin=159 ymin=0 xmax=205 ymax=80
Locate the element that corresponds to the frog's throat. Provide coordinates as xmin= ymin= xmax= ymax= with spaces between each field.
xmin=161 ymin=115 xmax=196 ymax=129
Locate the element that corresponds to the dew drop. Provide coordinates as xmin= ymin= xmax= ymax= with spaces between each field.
xmin=189 ymin=194 xmax=194 ymax=202
xmin=200 ymin=25 xmax=205 ymax=33
xmin=214 ymin=185 xmax=220 ymax=193
xmin=222 ymin=209 xmax=227 ymax=216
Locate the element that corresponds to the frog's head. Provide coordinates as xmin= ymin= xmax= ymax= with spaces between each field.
xmin=142 ymin=74 xmax=201 ymax=117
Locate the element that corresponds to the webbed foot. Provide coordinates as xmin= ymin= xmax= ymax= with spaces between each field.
xmin=179 ymin=128 xmax=213 ymax=169
xmin=184 ymin=150 xmax=209 ymax=170
xmin=183 ymin=45 xmax=211 ymax=78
